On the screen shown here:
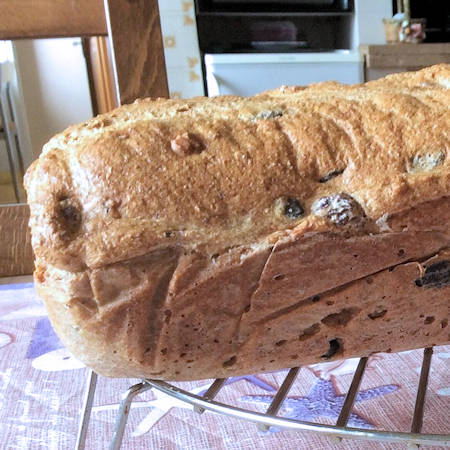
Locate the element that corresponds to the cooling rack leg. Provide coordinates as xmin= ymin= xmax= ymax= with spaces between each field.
xmin=110 ymin=381 xmax=153 ymax=450
xmin=336 ymin=357 xmax=368 ymax=428
xmin=194 ymin=378 xmax=227 ymax=414
xmin=75 ymin=370 xmax=98 ymax=450
xmin=329 ymin=357 xmax=368 ymax=444
xmin=408 ymin=347 xmax=434 ymax=449
xmin=258 ymin=367 xmax=300 ymax=432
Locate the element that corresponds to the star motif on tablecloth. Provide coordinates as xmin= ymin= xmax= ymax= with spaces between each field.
xmin=131 ymin=374 xmax=276 ymax=437
xmin=198 ymin=375 xmax=276 ymax=396
xmin=240 ymin=377 xmax=399 ymax=431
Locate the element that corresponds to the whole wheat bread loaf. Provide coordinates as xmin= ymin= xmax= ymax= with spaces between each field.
xmin=25 ymin=65 xmax=450 ymax=380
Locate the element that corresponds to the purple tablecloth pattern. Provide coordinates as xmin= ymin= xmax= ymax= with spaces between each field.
xmin=0 ymin=282 xmax=449 ymax=449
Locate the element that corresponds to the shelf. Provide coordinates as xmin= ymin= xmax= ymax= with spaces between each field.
xmin=360 ymin=43 xmax=450 ymax=68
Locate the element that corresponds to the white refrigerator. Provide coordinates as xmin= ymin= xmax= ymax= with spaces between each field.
xmin=205 ymin=50 xmax=363 ymax=97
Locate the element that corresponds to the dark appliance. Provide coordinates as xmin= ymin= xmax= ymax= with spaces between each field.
xmin=393 ymin=0 xmax=450 ymax=42
xmin=195 ymin=0 xmax=354 ymax=54
xmin=196 ymin=0 xmax=351 ymax=13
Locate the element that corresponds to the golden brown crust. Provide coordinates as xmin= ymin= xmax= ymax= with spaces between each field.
xmin=25 ymin=64 xmax=450 ymax=270
xmin=26 ymin=65 xmax=450 ymax=380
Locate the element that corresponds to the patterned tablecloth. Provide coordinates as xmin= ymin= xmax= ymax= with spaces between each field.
xmin=0 ymin=281 xmax=449 ymax=449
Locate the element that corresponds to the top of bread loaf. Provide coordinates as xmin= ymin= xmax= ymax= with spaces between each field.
xmin=25 ymin=65 xmax=450 ymax=271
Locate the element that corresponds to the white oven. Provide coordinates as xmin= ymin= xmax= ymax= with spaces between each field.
xmin=204 ymin=50 xmax=363 ymax=97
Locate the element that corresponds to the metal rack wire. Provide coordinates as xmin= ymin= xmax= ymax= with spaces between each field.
xmin=75 ymin=347 xmax=450 ymax=449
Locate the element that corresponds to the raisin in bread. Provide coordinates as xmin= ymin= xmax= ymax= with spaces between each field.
xmin=24 ymin=65 xmax=450 ymax=380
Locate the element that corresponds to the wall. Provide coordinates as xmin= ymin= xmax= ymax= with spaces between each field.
xmin=158 ymin=0 xmax=204 ymax=98
xmin=13 ymin=38 xmax=93 ymax=161
xmin=352 ymin=0 xmax=392 ymax=48
xmin=1 ymin=59 xmax=32 ymax=174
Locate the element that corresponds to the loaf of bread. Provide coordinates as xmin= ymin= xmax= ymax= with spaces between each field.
xmin=25 ymin=65 xmax=450 ymax=381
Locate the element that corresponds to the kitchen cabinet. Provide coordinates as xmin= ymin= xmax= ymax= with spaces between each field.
xmin=360 ymin=43 xmax=450 ymax=81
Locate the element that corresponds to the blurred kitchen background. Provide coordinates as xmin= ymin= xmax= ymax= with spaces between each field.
xmin=0 ymin=0 xmax=449 ymax=204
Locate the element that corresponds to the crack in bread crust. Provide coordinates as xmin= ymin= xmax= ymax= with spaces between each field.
xmin=234 ymin=244 xmax=275 ymax=346
xmin=251 ymin=245 xmax=450 ymax=328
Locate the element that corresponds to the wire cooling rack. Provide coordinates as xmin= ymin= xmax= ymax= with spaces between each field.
xmin=75 ymin=347 xmax=450 ymax=449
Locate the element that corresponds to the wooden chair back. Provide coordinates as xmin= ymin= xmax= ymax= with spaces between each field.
xmin=0 ymin=0 xmax=168 ymax=277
